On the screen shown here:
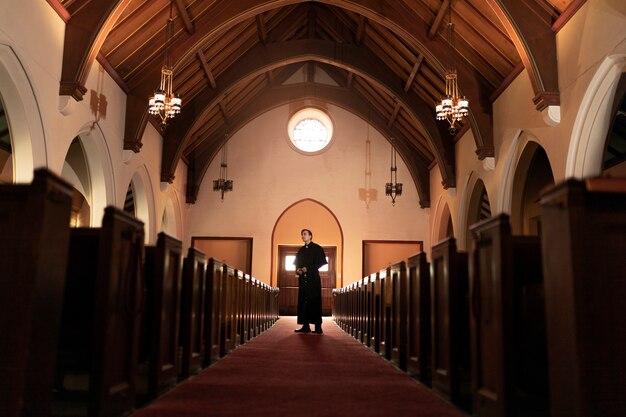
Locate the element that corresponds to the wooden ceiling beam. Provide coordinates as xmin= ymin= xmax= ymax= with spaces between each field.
xmin=404 ymin=54 xmax=424 ymax=92
xmin=160 ymin=39 xmax=454 ymax=188
xmin=387 ymin=101 xmax=401 ymax=128
xmin=174 ymin=0 xmax=194 ymax=34
xmin=59 ymin=0 xmax=132 ymax=100
xmin=484 ymin=0 xmax=560 ymax=110
xmin=255 ymin=14 xmax=268 ymax=44
xmin=197 ymin=50 xmax=217 ymax=89
xmin=428 ymin=0 xmax=450 ymax=40
xmin=355 ymin=15 xmax=366 ymax=45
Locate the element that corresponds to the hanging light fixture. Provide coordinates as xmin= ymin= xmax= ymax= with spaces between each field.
xmin=148 ymin=0 xmax=182 ymax=130
xmin=213 ymin=136 xmax=233 ymax=201
xmin=385 ymin=138 xmax=402 ymax=205
xmin=435 ymin=2 xmax=469 ymax=135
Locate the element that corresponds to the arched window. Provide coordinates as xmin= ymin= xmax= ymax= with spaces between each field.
xmin=0 ymin=97 xmax=13 ymax=184
xmin=603 ymin=74 xmax=626 ymax=176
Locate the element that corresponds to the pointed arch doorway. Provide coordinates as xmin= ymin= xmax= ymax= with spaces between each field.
xmin=272 ymin=199 xmax=343 ymax=316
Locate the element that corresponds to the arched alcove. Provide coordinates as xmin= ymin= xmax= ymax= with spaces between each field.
xmin=602 ymin=73 xmax=626 ymax=177
xmin=462 ymin=177 xmax=491 ymax=250
xmin=432 ymin=195 xmax=454 ymax=245
xmin=0 ymin=44 xmax=47 ymax=182
xmin=62 ymin=138 xmax=92 ymax=227
xmin=129 ymin=168 xmax=155 ymax=243
xmin=271 ymin=199 xmax=343 ymax=285
xmin=567 ymin=54 xmax=626 ymax=178
xmin=511 ymin=142 xmax=554 ymax=236
xmin=161 ymin=189 xmax=183 ymax=239
xmin=0 ymin=97 xmax=13 ymax=183
xmin=272 ymin=199 xmax=343 ymax=316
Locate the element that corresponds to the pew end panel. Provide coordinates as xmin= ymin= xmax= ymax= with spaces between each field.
xmin=540 ymin=178 xmax=626 ymax=417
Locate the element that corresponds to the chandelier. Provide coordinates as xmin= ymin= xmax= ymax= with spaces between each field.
xmin=213 ymin=138 xmax=233 ymax=201
xmin=385 ymin=138 xmax=402 ymax=205
xmin=148 ymin=0 xmax=181 ymax=130
xmin=435 ymin=2 xmax=469 ymax=135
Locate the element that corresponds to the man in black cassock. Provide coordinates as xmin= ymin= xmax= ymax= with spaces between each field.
xmin=293 ymin=228 xmax=327 ymax=334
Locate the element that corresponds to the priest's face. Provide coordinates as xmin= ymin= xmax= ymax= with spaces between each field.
xmin=301 ymin=230 xmax=312 ymax=244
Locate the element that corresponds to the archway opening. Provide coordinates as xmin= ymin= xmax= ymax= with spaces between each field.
xmin=465 ymin=179 xmax=491 ymax=249
xmin=0 ymin=97 xmax=13 ymax=184
xmin=511 ymin=143 xmax=554 ymax=236
xmin=272 ymin=199 xmax=343 ymax=316
xmin=62 ymin=138 xmax=92 ymax=227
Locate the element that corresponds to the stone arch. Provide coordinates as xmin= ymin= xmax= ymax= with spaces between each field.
xmin=271 ymin=198 xmax=344 ymax=288
xmin=432 ymin=194 xmax=454 ymax=246
xmin=129 ymin=166 xmax=156 ymax=243
xmin=161 ymin=186 xmax=183 ymax=240
xmin=71 ymin=123 xmax=116 ymax=226
xmin=508 ymin=141 xmax=554 ymax=235
xmin=567 ymin=54 xmax=626 ymax=178
xmin=458 ymin=172 xmax=492 ymax=251
xmin=0 ymin=43 xmax=47 ymax=182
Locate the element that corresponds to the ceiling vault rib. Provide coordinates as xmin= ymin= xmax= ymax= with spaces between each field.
xmin=59 ymin=0 xmax=131 ymax=100
xmin=159 ymin=39 xmax=455 ymax=190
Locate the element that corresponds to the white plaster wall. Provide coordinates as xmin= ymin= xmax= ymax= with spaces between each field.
xmin=185 ymin=105 xmax=430 ymax=283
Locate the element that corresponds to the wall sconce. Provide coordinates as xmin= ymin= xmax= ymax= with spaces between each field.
xmin=385 ymin=138 xmax=402 ymax=205
xmin=213 ymin=139 xmax=233 ymax=201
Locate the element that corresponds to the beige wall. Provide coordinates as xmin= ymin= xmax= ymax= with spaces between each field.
xmin=185 ymin=104 xmax=431 ymax=284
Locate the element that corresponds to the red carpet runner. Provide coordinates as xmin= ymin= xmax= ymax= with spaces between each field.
xmin=131 ymin=317 xmax=466 ymax=417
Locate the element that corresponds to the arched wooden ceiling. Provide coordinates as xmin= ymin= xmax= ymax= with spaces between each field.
xmin=51 ymin=0 xmax=583 ymax=207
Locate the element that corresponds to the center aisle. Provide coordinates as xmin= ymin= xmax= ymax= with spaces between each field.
xmin=131 ymin=316 xmax=466 ymax=417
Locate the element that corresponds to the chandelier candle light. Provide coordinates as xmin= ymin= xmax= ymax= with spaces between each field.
xmin=435 ymin=2 xmax=469 ymax=135
xmin=148 ymin=0 xmax=182 ymax=129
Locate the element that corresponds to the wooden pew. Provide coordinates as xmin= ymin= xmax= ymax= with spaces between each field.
xmin=362 ymin=276 xmax=371 ymax=346
xmin=390 ymin=262 xmax=407 ymax=369
xmin=430 ymin=237 xmax=471 ymax=410
xmin=369 ymin=271 xmax=382 ymax=353
xmin=540 ymin=178 xmax=626 ymax=417
xmin=0 ymin=169 xmax=73 ymax=417
xmin=220 ymin=265 xmax=237 ymax=356
xmin=141 ymin=232 xmax=183 ymax=400
xmin=406 ymin=252 xmax=431 ymax=385
xmin=54 ymin=206 xmax=144 ymax=417
xmin=179 ymin=247 xmax=206 ymax=379
xmin=203 ymin=259 xmax=224 ymax=366
xmin=469 ymin=214 xmax=548 ymax=417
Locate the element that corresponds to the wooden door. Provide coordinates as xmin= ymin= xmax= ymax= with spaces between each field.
xmin=277 ymin=245 xmax=336 ymax=316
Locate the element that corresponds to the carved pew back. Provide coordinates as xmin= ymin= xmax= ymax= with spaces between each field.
xmin=0 ymin=169 xmax=73 ymax=417
xmin=430 ymin=237 xmax=471 ymax=410
xmin=56 ymin=207 xmax=144 ymax=417
xmin=540 ymin=178 xmax=626 ymax=417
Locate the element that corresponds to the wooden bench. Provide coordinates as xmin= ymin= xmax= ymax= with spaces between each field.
xmin=469 ymin=214 xmax=548 ymax=417
xmin=141 ymin=232 xmax=183 ymax=400
xmin=406 ymin=252 xmax=431 ymax=385
xmin=179 ymin=247 xmax=206 ymax=379
xmin=540 ymin=178 xmax=626 ymax=417
xmin=430 ymin=237 xmax=471 ymax=410
xmin=203 ymin=259 xmax=224 ymax=366
xmin=0 ymin=169 xmax=73 ymax=417
xmin=55 ymin=206 xmax=144 ymax=417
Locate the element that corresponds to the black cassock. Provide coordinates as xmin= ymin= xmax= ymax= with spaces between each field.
xmin=293 ymin=242 xmax=327 ymax=325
